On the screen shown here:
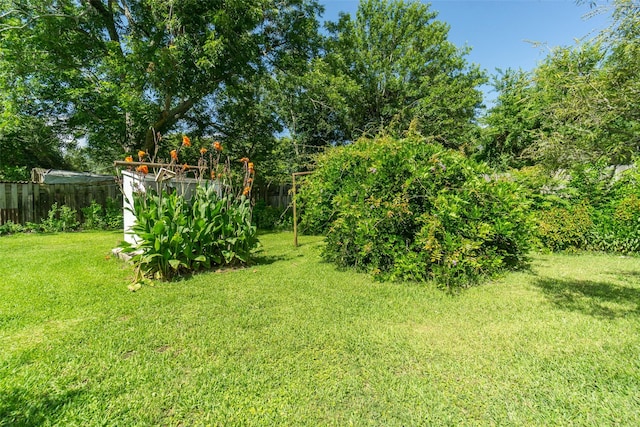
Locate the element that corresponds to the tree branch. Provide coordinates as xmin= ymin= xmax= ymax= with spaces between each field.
xmin=0 ymin=10 xmax=85 ymax=33
xmin=84 ymin=0 xmax=122 ymax=51
xmin=117 ymin=0 xmax=136 ymax=31
xmin=144 ymin=98 xmax=196 ymax=150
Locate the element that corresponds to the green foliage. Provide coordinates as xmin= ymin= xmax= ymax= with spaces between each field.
xmin=1 ymin=200 xmax=121 ymax=235
xmin=40 ymin=203 xmax=79 ymax=233
xmin=0 ymin=115 xmax=70 ymax=180
xmin=483 ymin=1 xmax=640 ymax=169
xmin=479 ymin=69 xmax=541 ymax=169
xmin=589 ymin=162 xmax=640 ymax=253
xmin=0 ymin=165 xmax=28 ymax=181
xmin=300 ymin=135 xmax=532 ymax=289
xmin=81 ymin=199 xmax=123 ymax=230
xmin=278 ymin=0 xmax=485 ymax=150
xmin=508 ymin=165 xmax=569 ymax=211
xmin=252 ymin=201 xmax=292 ymax=231
xmin=513 ymin=159 xmax=640 ymax=254
xmin=0 ymin=220 xmax=23 ymax=235
xmin=536 ymin=204 xmax=594 ymax=252
xmin=122 ymin=184 xmax=258 ymax=281
xmin=0 ymin=0 xmax=322 ymax=167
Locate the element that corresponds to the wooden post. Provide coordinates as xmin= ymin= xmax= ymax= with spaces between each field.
xmin=292 ymin=171 xmax=314 ymax=247
xmin=33 ymin=182 xmax=41 ymax=223
xmin=0 ymin=183 xmax=5 ymax=225
xmin=293 ymin=173 xmax=298 ymax=247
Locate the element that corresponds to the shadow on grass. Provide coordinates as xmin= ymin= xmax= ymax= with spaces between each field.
xmin=612 ymin=270 xmax=640 ymax=279
xmin=251 ymin=253 xmax=297 ymax=266
xmin=0 ymin=387 xmax=84 ymax=427
xmin=533 ymin=277 xmax=640 ymax=319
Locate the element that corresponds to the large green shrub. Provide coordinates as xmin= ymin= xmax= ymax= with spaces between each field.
xmin=535 ymin=203 xmax=594 ymax=252
xmin=121 ymin=183 xmax=258 ymax=281
xmin=589 ymin=162 xmax=640 ymax=253
xmin=299 ymin=136 xmax=532 ymax=289
xmin=514 ymin=159 xmax=640 ymax=254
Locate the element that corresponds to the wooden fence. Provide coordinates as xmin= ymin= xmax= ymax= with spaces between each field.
xmin=0 ymin=179 xmax=294 ymax=226
xmin=254 ymin=184 xmax=292 ymax=209
xmin=0 ymin=181 xmax=121 ymax=225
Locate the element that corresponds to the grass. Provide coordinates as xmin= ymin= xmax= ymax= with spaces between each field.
xmin=1 ymin=231 xmax=639 ymax=426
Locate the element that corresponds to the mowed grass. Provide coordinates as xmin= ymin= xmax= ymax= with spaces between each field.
xmin=1 ymin=231 xmax=639 ymax=426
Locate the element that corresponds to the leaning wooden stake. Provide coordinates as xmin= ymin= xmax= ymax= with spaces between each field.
xmin=292 ymin=171 xmax=314 ymax=247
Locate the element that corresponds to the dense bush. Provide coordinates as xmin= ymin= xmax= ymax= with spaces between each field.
xmin=513 ymin=160 xmax=640 ymax=254
xmin=122 ymin=183 xmax=258 ymax=281
xmin=252 ymin=201 xmax=292 ymax=231
xmin=40 ymin=203 xmax=80 ymax=232
xmin=589 ymin=162 xmax=640 ymax=253
xmin=535 ymin=203 xmax=594 ymax=252
xmin=299 ymin=135 xmax=532 ymax=289
xmin=81 ymin=198 xmax=123 ymax=230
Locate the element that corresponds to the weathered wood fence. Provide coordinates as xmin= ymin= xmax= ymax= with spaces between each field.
xmin=254 ymin=184 xmax=292 ymax=209
xmin=0 ymin=181 xmax=121 ymax=225
xmin=1 ymin=180 xmax=293 ymax=226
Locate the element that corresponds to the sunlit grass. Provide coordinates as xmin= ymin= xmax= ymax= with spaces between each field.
xmin=1 ymin=231 xmax=639 ymax=425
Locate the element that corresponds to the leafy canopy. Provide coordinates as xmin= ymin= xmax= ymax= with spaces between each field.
xmin=0 ymin=0 xmax=322 ymax=167
xmin=482 ymin=0 xmax=640 ymax=169
xmin=276 ymin=0 xmax=486 ymax=150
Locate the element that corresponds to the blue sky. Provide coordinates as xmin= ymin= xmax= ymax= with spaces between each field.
xmin=318 ymin=0 xmax=612 ymax=103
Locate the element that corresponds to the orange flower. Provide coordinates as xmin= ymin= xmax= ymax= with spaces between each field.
xmin=170 ymin=150 xmax=178 ymax=161
xmin=136 ymin=165 xmax=149 ymax=174
xmin=125 ymin=156 xmax=133 ymax=162
xmin=200 ymin=147 xmax=208 ymax=155
xmin=242 ymin=186 xmax=251 ymax=196
xmin=137 ymin=150 xmax=146 ymax=160
xmin=247 ymin=177 xmax=253 ymax=184
xmin=210 ymin=171 xmax=216 ymax=180
xmin=239 ymin=157 xmax=249 ymax=164
xmin=213 ymin=141 xmax=222 ymax=152
xmin=248 ymin=162 xmax=255 ymax=172
xmin=182 ymin=163 xmax=189 ymax=171
xmin=182 ymin=135 xmax=191 ymax=147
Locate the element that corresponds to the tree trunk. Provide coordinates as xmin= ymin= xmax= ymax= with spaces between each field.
xmin=144 ymin=98 xmax=195 ymax=151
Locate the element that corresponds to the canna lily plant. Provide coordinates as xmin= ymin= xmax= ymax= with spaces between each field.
xmin=119 ymin=134 xmax=258 ymax=287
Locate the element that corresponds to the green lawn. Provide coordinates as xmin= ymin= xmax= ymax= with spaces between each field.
xmin=1 ymin=231 xmax=639 ymax=426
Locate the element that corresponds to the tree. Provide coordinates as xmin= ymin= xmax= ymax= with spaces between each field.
xmin=483 ymin=0 xmax=640 ymax=169
xmin=596 ymin=0 xmax=640 ymax=161
xmin=0 ymin=114 xmax=70 ymax=180
xmin=481 ymin=43 xmax=608 ymax=170
xmin=0 ymin=0 xmax=322 ymax=167
xmin=278 ymin=0 xmax=486 ymax=149
xmin=479 ymin=69 xmax=542 ymax=169
xmin=528 ymin=42 xmax=611 ymax=168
